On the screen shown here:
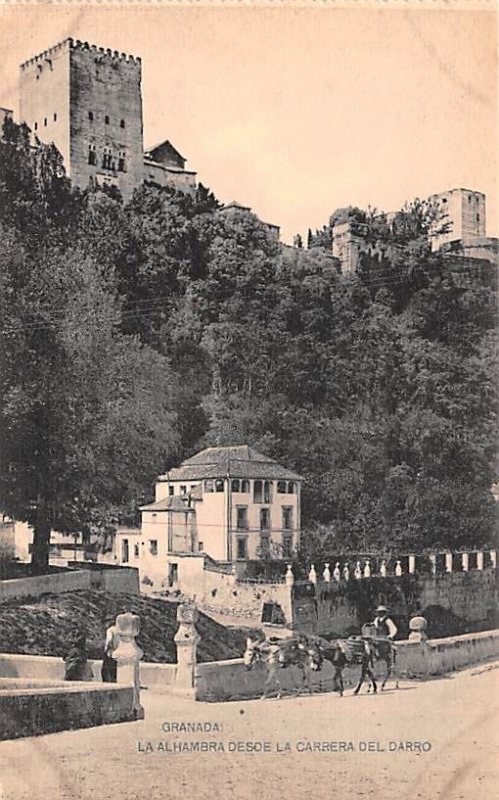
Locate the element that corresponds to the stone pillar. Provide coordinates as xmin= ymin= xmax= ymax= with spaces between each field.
xmin=445 ymin=552 xmax=453 ymax=573
xmin=342 ymin=564 xmax=350 ymax=582
xmin=174 ymin=601 xmax=200 ymax=697
xmin=476 ymin=551 xmax=484 ymax=571
xmin=308 ymin=565 xmax=317 ymax=584
xmin=285 ymin=564 xmax=294 ymax=587
xmin=363 ymin=559 xmax=371 ymax=578
xmin=490 ymin=550 xmax=497 ymax=569
xmin=395 ymin=560 xmax=402 ymax=577
xmin=462 ymin=552 xmax=469 ymax=572
xmin=379 ymin=560 xmax=387 ymax=578
xmin=429 ymin=554 xmax=437 ymax=575
xmin=333 ymin=562 xmax=341 ymax=582
xmin=323 ymin=563 xmax=331 ymax=582
xmin=354 ymin=561 xmax=362 ymax=580
xmin=408 ymin=554 xmax=416 ymax=575
xmin=113 ymin=612 xmax=144 ymax=720
xmin=408 ymin=615 xmax=428 ymax=642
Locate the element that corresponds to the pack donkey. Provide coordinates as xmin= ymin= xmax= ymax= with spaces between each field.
xmin=318 ymin=626 xmax=397 ymax=696
xmin=243 ymin=633 xmax=323 ymax=699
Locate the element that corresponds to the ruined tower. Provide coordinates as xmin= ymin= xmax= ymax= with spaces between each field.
xmin=19 ymin=38 xmax=144 ymax=198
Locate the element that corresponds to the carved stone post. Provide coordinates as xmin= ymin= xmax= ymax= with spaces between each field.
xmin=174 ymin=601 xmax=200 ymax=697
xmin=285 ymin=564 xmax=294 ymax=587
xmin=333 ymin=562 xmax=341 ymax=582
xmin=342 ymin=564 xmax=350 ymax=582
xmin=490 ymin=550 xmax=497 ymax=569
xmin=363 ymin=559 xmax=371 ymax=578
xmin=113 ymin=612 xmax=144 ymax=720
xmin=323 ymin=563 xmax=331 ymax=582
xmin=408 ymin=554 xmax=416 ymax=574
xmin=429 ymin=554 xmax=437 ymax=575
xmin=462 ymin=552 xmax=469 ymax=572
xmin=354 ymin=561 xmax=362 ymax=580
xmin=408 ymin=615 xmax=428 ymax=642
xmin=395 ymin=560 xmax=402 ymax=577
xmin=308 ymin=565 xmax=317 ymax=584
xmin=445 ymin=552 xmax=453 ymax=573
xmin=476 ymin=551 xmax=484 ymax=571
xmin=379 ymin=560 xmax=387 ymax=578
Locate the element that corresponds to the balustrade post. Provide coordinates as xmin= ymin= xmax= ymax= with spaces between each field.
xmin=308 ymin=565 xmax=317 ymax=584
xmin=174 ymin=601 xmax=200 ymax=698
xmin=490 ymin=550 xmax=497 ymax=569
xmin=476 ymin=551 xmax=484 ymax=571
xmin=445 ymin=552 xmax=453 ymax=573
xmin=379 ymin=560 xmax=387 ymax=578
xmin=323 ymin=563 xmax=331 ymax=582
xmin=363 ymin=559 xmax=371 ymax=578
xmin=285 ymin=564 xmax=294 ymax=587
xmin=408 ymin=554 xmax=416 ymax=574
xmin=461 ymin=552 xmax=469 ymax=572
xmin=429 ymin=554 xmax=437 ymax=575
xmin=395 ymin=560 xmax=402 ymax=577
xmin=333 ymin=562 xmax=341 ymax=582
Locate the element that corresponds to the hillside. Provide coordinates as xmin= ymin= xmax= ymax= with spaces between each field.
xmin=0 ymin=590 xmax=254 ymax=663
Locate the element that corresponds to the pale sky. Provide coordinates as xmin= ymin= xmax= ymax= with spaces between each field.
xmin=0 ymin=5 xmax=496 ymax=243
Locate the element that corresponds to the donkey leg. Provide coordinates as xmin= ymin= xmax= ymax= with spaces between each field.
xmin=368 ymin=668 xmax=378 ymax=694
xmin=353 ymin=666 xmax=365 ymax=696
xmin=381 ymin=658 xmax=391 ymax=691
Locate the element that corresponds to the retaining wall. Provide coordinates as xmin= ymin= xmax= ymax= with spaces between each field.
xmin=0 ymin=565 xmax=139 ymax=600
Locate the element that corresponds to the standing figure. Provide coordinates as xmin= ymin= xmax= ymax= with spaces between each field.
xmin=101 ymin=616 xmax=120 ymax=683
xmin=64 ymin=626 xmax=93 ymax=681
xmin=372 ymin=605 xmax=398 ymax=640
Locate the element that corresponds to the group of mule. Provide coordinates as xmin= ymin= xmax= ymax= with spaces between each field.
xmin=243 ymin=624 xmax=397 ymax=700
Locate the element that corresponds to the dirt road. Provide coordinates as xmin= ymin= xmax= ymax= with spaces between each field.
xmin=0 ymin=662 xmax=497 ymax=800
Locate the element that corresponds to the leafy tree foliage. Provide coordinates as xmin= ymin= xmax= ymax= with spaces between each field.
xmin=0 ymin=120 xmax=496 ymax=569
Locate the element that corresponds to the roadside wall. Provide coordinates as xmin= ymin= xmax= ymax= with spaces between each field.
xmin=0 ymin=565 xmax=139 ymax=600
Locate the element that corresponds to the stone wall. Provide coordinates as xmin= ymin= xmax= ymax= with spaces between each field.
xmin=0 ymin=681 xmax=135 ymax=740
xmin=200 ymin=569 xmax=292 ymax=623
xmin=0 ymin=564 xmax=139 ymax=600
xmin=291 ymin=568 xmax=498 ymax=638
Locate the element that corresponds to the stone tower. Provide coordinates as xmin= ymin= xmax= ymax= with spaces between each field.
xmin=19 ymin=38 xmax=144 ymax=198
xmin=429 ymin=188 xmax=486 ymax=251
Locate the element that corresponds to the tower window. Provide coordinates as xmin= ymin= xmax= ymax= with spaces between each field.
xmin=105 ymin=115 xmax=110 ymax=125
xmin=53 ymin=113 xmax=57 ymax=122
xmin=118 ymin=156 xmax=126 ymax=172
xmin=120 ymin=119 xmax=125 ymax=128
xmin=44 ymin=118 xmax=47 ymax=127
xmin=34 ymin=122 xmax=38 ymax=131
xmin=88 ymin=111 xmax=94 ymax=121
xmin=476 ymin=214 xmax=480 ymax=223
xmin=88 ymin=146 xmax=96 ymax=166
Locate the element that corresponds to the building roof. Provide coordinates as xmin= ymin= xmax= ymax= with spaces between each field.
xmin=140 ymin=497 xmax=194 ymax=512
xmin=144 ymin=140 xmax=186 ymax=168
xmin=158 ymin=446 xmax=302 ymax=482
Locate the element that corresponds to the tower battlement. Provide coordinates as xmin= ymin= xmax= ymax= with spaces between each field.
xmin=20 ymin=38 xmax=141 ymax=72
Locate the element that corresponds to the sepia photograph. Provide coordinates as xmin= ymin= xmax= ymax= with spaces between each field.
xmin=0 ymin=2 xmax=497 ymax=799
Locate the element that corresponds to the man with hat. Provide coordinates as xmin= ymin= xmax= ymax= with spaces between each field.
xmin=101 ymin=615 xmax=120 ymax=683
xmin=372 ymin=605 xmax=397 ymax=639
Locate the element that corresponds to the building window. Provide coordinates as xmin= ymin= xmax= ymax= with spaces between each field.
xmin=180 ymin=485 xmax=187 ymax=495
xmin=259 ymin=534 xmax=270 ymax=557
xmin=120 ymin=119 xmax=125 ymax=128
xmin=282 ymin=534 xmax=293 ymax=558
xmin=198 ymin=541 xmax=204 ymax=551
xmin=241 ymin=480 xmax=250 ymax=493
xmin=236 ymin=506 xmax=248 ymax=530
xmin=253 ymin=480 xmax=263 ymax=503
xmin=260 ymin=508 xmax=270 ymax=531
xmin=134 ymin=544 xmax=139 ymax=557
xmin=287 ymin=482 xmax=296 ymax=494
xmin=149 ymin=540 xmax=158 ymax=556
xmin=121 ymin=539 xmax=129 ymax=563
xmin=88 ymin=111 xmax=94 ymax=121
xmin=264 ymin=481 xmax=272 ymax=503
xmin=88 ymin=146 xmax=96 ymax=166
xmin=476 ymin=214 xmax=480 ymax=223
xmin=53 ymin=113 xmax=57 ymax=122
xmin=204 ymin=480 xmax=214 ymax=492
xmin=236 ymin=537 xmax=248 ymax=560
xmin=215 ymin=479 xmax=224 ymax=492
xmin=44 ymin=118 xmax=47 ymax=127
xmin=105 ymin=115 xmax=110 ymax=125
xmin=282 ymin=507 xmax=293 ymax=531
xmin=168 ymin=485 xmax=174 ymax=496
xmin=34 ymin=122 xmax=38 ymax=131
xmin=102 ymin=152 xmax=112 ymax=170
xmin=231 ymin=479 xmax=240 ymax=492
xmin=277 ymin=480 xmax=286 ymax=493
xmin=118 ymin=156 xmax=125 ymax=172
